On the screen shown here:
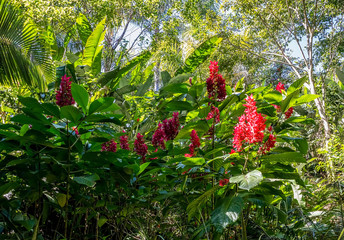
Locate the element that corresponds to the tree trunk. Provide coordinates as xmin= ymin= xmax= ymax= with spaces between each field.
xmin=153 ymin=61 xmax=161 ymax=92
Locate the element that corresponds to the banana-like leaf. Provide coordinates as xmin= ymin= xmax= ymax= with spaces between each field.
xmin=175 ymin=36 xmax=222 ymax=75
xmin=98 ymin=51 xmax=152 ymax=87
xmin=82 ymin=17 xmax=106 ymax=75
xmin=76 ymin=13 xmax=92 ymax=46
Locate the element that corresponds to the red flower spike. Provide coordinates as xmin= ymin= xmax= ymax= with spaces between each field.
xmin=233 ymin=95 xmax=266 ymax=151
xmin=219 ymin=178 xmax=229 ymax=187
xmin=230 ymin=149 xmax=236 ymax=154
xmin=276 ymin=82 xmax=285 ymax=93
xmin=190 ymin=130 xmax=200 ymax=148
xmin=72 ymin=127 xmax=79 ymax=136
xmin=56 ymin=75 xmax=75 ymax=107
xmin=206 ymin=106 xmax=220 ymax=123
xmin=152 ymin=112 xmax=180 ymax=150
xmin=285 ymin=107 xmax=294 ymax=119
xmin=101 ymin=139 xmax=117 ymax=153
xmin=259 ymin=134 xmax=276 ymax=155
xmin=120 ymin=134 xmax=130 ymax=150
xmin=134 ymin=133 xmax=148 ymax=160
xmin=206 ymin=61 xmax=227 ymax=101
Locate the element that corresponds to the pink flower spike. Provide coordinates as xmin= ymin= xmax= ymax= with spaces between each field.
xmin=56 ymin=75 xmax=75 ymax=107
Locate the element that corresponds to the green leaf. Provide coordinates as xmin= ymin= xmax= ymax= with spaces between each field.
xmin=336 ymin=68 xmax=344 ymax=86
xmin=292 ymin=94 xmax=319 ymax=106
xmin=161 ymin=83 xmax=189 ymax=94
xmin=287 ymin=76 xmax=307 ymax=94
xmin=73 ymin=174 xmax=100 ymax=187
xmin=98 ymin=51 xmax=152 ymax=87
xmin=84 ymin=114 xmax=121 ymax=125
xmin=165 ymin=101 xmax=193 ymax=111
xmin=89 ymin=97 xmax=117 ymax=114
xmin=76 ymin=13 xmax=92 ymax=46
xmin=281 ymin=90 xmax=299 ymax=113
xmin=187 ymin=186 xmax=219 ymax=219
xmin=182 ymin=157 xmax=205 ymax=166
xmin=175 ymin=36 xmax=222 ymax=75
xmin=230 ymin=170 xmax=263 ymax=191
xmin=264 ymin=90 xmax=282 ymax=105
xmin=71 ymin=83 xmax=89 ymax=114
xmin=60 ymin=105 xmax=83 ymax=123
xmin=98 ymin=216 xmax=108 ymax=228
xmin=82 ymin=17 xmax=106 ymax=75
xmin=138 ymin=162 xmax=150 ymax=175
xmin=0 ymin=182 xmax=19 ymax=196
xmin=211 ymin=196 xmax=244 ymax=232
xmin=235 ymin=77 xmax=244 ymax=92
xmin=56 ymin=193 xmax=66 ymax=207
xmin=175 ymin=120 xmax=209 ymax=140
xmin=41 ymin=103 xmax=60 ymax=118
xmin=262 ymin=152 xmax=306 ymax=163
xmin=18 ymin=96 xmax=43 ymax=112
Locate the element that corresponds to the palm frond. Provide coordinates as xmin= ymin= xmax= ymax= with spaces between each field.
xmin=0 ymin=0 xmax=54 ymax=91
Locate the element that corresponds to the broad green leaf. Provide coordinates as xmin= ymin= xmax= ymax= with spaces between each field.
xmin=161 ymin=83 xmax=189 ymax=94
xmin=18 ymin=96 xmax=43 ymax=112
xmin=138 ymin=162 xmax=150 ymax=175
xmin=262 ymin=152 xmax=306 ymax=163
xmin=175 ymin=120 xmax=209 ymax=140
xmin=89 ymin=97 xmax=117 ymax=114
xmin=235 ymin=77 xmax=244 ymax=92
xmin=56 ymin=193 xmax=66 ymax=207
xmin=264 ymin=90 xmax=282 ymax=105
xmin=73 ymin=174 xmax=100 ymax=187
xmin=182 ymin=157 xmax=205 ymax=166
xmin=211 ymin=195 xmax=244 ymax=232
xmin=168 ymin=73 xmax=193 ymax=85
xmin=76 ymin=13 xmax=92 ymax=46
xmin=230 ymin=170 xmax=263 ymax=190
xmin=41 ymin=103 xmax=60 ymax=118
xmin=98 ymin=51 xmax=152 ymax=87
xmin=165 ymin=101 xmax=193 ymax=111
xmin=82 ymin=17 xmax=106 ymax=75
xmin=187 ymin=186 xmax=219 ymax=219
xmin=336 ymin=68 xmax=344 ymax=87
xmin=60 ymin=105 xmax=83 ymax=123
xmin=98 ymin=216 xmax=108 ymax=228
xmin=0 ymin=182 xmax=19 ymax=196
xmin=84 ymin=114 xmax=121 ymax=125
xmin=292 ymin=94 xmax=319 ymax=106
xmin=287 ymin=76 xmax=307 ymax=94
xmin=175 ymin=36 xmax=222 ymax=75
xmin=281 ymin=90 xmax=299 ymax=113
xmin=71 ymin=83 xmax=89 ymax=113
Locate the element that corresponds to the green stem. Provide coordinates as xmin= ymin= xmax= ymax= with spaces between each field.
xmin=65 ymin=121 xmax=71 ymax=238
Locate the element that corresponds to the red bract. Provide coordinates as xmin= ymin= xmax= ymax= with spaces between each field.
xmin=120 ymin=134 xmax=130 ymax=150
xmin=188 ymin=129 xmax=200 ymax=156
xmin=206 ymin=106 xmax=220 ymax=123
xmin=134 ymin=133 xmax=148 ymax=161
xmin=259 ymin=134 xmax=276 ymax=155
xmin=219 ymin=178 xmax=229 ymax=187
xmin=152 ymin=112 xmax=180 ymax=149
xmin=276 ymin=82 xmax=285 ymax=93
xmin=152 ymin=123 xmax=166 ymax=149
xmin=56 ymin=75 xmax=75 ymax=107
xmin=163 ymin=112 xmax=180 ymax=140
xmin=285 ymin=107 xmax=294 ymax=119
xmin=72 ymin=127 xmax=79 ymax=136
xmin=233 ymin=95 xmax=266 ymax=151
xmin=101 ymin=139 xmax=117 ymax=152
xmin=206 ymin=61 xmax=227 ymax=101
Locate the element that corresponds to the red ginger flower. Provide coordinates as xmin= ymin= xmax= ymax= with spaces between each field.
xmin=233 ymin=95 xmax=266 ymax=151
xmin=152 ymin=123 xmax=166 ymax=149
xmin=276 ymin=82 xmax=285 ymax=93
xmin=101 ymin=139 xmax=117 ymax=152
xmin=189 ymin=129 xmax=200 ymax=156
xmin=120 ymin=134 xmax=130 ymax=150
xmin=134 ymin=133 xmax=148 ymax=161
xmin=219 ymin=178 xmax=229 ymax=187
xmin=274 ymin=83 xmax=294 ymax=119
xmin=206 ymin=61 xmax=227 ymax=101
xmin=206 ymin=106 xmax=220 ymax=123
xmin=259 ymin=134 xmax=276 ymax=155
xmin=152 ymin=112 xmax=180 ymax=149
xmin=56 ymin=75 xmax=75 ymax=107
xmin=284 ymin=107 xmax=294 ymax=119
